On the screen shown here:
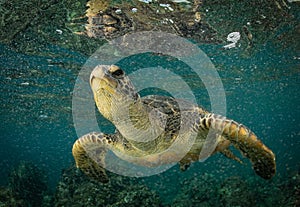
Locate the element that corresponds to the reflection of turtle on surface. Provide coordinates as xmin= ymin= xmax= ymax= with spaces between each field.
xmin=83 ymin=0 xmax=217 ymax=43
xmin=72 ymin=65 xmax=276 ymax=183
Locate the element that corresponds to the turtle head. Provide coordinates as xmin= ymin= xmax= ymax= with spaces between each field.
xmin=90 ymin=65 xmax=139 ymax=121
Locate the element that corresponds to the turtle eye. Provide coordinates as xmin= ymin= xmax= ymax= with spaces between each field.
xmin=111 ymin=68 xmax=125 ymax=79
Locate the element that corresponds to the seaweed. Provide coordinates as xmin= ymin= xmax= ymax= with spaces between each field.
xmin=8 ymin=161 xmax=49 ymax=207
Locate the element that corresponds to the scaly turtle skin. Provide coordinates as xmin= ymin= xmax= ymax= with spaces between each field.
xmin=72 ymin=65 xmax=276 ymax=183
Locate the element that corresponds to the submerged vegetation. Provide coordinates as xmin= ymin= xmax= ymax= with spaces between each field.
xmin=54 ymin=167 xmax=161 ymax=206
xmin=0 ymin=163 xmax=299 ymax=206
xmin=1 ymin=162 xmax=49 ymax=206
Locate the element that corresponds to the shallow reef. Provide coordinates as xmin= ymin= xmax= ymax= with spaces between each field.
xmin=0 ymin=161 xmax=50 ymax=207
xmin=0 ymin=186 xmax=25 ymax=206
xmin=54 ymin=166 xmax=162 ymax=207
xmin=219 ymin=176 xmax=254 ymax=206
xmin=0 ymin=163 xmax=299 ymax=206
xmin=170 ymin=171 xmax=300 ymax=207
xmin=171 ymin=173 xmax=220 ymax=206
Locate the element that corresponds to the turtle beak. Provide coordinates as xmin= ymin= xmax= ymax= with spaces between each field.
xmin=90 ymin=65 xmax=118 ymax=94
xmin=90 ymin=65 xmax=109 ymax=86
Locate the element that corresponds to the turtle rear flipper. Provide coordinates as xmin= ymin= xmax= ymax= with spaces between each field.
xmin=72 ymin=132 xmax=112 ymax=183
xmin=205 ymin=114 xmax=276 ymax=179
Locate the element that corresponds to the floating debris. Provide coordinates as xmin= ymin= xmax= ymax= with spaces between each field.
xmin=224 ymin=32 xmax=241 ymax=49
xmin=227 ymin=32 xmax=241 ymax=43
xmin=138 ymin=0 xmax=152 ymax=3
xmin=39 ymin=114 xmax=48 ymax=119
xmin=21 ymin=82 xmax=30 ymax=86
xmin=55 ymin=29 xmax=63 ymax=35
xmin=159 ymin=4 xmax=174 ymax=11
xmin=115 ymin=9 xmax=122 ymax=14
xmin=171 ymin=0 xmax=191 ymax=3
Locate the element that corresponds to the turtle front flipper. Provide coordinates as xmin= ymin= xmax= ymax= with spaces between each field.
xmin=72 ymin=132 xmax=115 ymax=183
xmin=203 ymin=113 xmax=276 ymax=179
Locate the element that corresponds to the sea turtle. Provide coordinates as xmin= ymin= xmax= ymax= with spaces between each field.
xmin=72 ymin=65 xmax=276 ymax=183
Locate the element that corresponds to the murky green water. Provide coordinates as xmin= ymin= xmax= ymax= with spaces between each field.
xmin=0 ymin=0 xmax=299 ymax=206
